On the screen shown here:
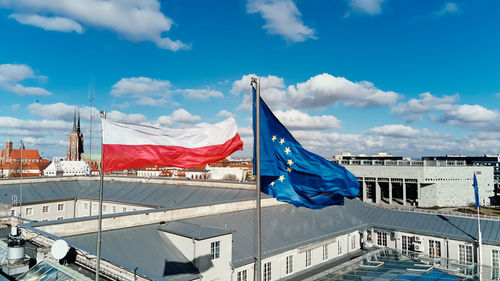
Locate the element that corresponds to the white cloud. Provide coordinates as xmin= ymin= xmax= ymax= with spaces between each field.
xmin=366 ymin=124 xmax=420 ymax=138
xmin=28 ymin=103 xmax=101 ymax=121
xmin=217 ymin=110 xmax=235 ymax=119
xmin=391 ymin=92 xmax=458 ymax=122
xmin=0 ymin=0 xmax=188 ymax=51
xmin=106 ymin=110 xmax=147 ymax=123
xmin=156 ymin=109 xmax=201 ymax=126
xmin=0 ymin=116 xmax=70 ymax=130
xmin=441 ymin=104 xmax=500 ymax=124
xmin=111 ymin=77 xmax=171 ymax=106
xmin=287 ymin=73 xmax=399 ymax=108
xmin=347 ymin=0 xmax=385 ymax=15
xmin=436 ymin=2 xmax=459 ymax=17
xmin=232 ymin=74 xmax=287 ymax=111
xmin=274 ymin=110 xmax=341 ymax=130
xmin=246 ymin=0 xmax=315 ymax=42
xmin=495 ymin=93 xmax=500 ymax=98
xmin=0 ymin=64 xmax=51 ymax=96
xmin=9 ymin=13 xmax=83 ymax=33
xmin=181 ymin=89 xmax=223 ymax=100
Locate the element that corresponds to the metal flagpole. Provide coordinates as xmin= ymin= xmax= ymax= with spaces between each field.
xmin=477 ymin=203 xmax=482 ymax=266
xmin=251 ymin=77 xmax=262 ymax=281
xmin=95 ymin=111 xmax=106 ymax=281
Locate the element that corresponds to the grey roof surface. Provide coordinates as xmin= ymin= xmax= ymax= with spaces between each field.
xmin=66 ymin=224 xmax=201 ymax=281
xmin=159 ymin=221 xmax=232 ymax=240
xmin=0 ymin=179 xmax=259 ymax=208
xmin=65 ymin=198 xmax=500 ymax=281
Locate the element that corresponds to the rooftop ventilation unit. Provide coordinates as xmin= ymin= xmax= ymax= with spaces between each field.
xmin=414 ymin=236 xmax=423 ymax=243
xmin=413 ymin=243 xmax=424 ymax=252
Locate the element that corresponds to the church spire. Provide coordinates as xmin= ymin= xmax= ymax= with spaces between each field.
xmin=77 ymin=111 xmax=81 ymax=133
xmin=72 ymin=109 xmax=77 ymax=133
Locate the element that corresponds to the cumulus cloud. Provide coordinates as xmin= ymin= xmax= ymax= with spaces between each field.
xmin=0 ymin=116 xmax=70 ymax=131
xmin=441 ymin=104 xmax=500 ymax=124
xmin=9 ymin=13 xmax=83 ymax=33
xmin=217 ymin=110 xmax=235 ymax=119
xmin=0 ymin=0 xmax=188 ymax=51
xmin=181 ymin=89 xmax=224 ymax=100
xmin=106 ymin=110 xmax=147 ymax=123
xmin=0 ymin=64 xmax=51 ymax=96
xmin=111 ymin=77 xmax=171 ymax=106
xmin=391 ymin=92 xmax=458 ymax=122
xmin=28 ymin=103 xmax=101 ymax=121
xmin=435 ymin=2 xmax=459 ymax=17
xmin=246 ymin=0 xmax=315 ymax=42
xmin=231 ymin=74 xmax=287 ymax=110
xmin=274 ymin=110 xmax=341 ymax=130
xmin=233 ymin=73 xmax=399 ymax=111
xmin=287 ymin=73 xmax=399 ymax=109
xmin=156 ymin=109 xmax=202 ymax=126
xmin=347 ymin=0 xmax=385 ymax=15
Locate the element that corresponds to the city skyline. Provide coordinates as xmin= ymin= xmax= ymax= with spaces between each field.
xmin=1 ymin=0 xmax=499 ymax=159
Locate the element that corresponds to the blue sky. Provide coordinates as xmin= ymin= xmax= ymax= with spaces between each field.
xmin=0 ymin=0 xmax=499 ymax=159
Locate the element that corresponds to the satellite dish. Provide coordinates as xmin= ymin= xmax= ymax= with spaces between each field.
xmin=51 ymin=239 xmax=69 ymax=260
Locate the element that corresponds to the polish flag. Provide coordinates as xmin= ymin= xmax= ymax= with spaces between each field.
xmin=102 ymin=118 xmax=243 ymax=172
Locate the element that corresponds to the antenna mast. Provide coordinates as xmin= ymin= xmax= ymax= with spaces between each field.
xmin=89 ymin=75 xmax=94 ymax=169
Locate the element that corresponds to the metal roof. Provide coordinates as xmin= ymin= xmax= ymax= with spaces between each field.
xmin=159 ymin=221 xmax=232 ymax=240
xmin=66 ymin=224 xmax=201 ymax=281
xmin=65 ymin=198 xmax=500 ymax=281
xmin=0 ymin=179 xmax=259 ymax=208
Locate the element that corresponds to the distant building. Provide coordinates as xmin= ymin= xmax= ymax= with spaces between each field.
xmin=334 ymin=152 xmax=404 ymax=161
xmin=335 ymin=158 xmax=495 ymax=207
xmin=1 ymin=135 xmax=43 ymax=164
xmin=43 ymin=158 xmax=91 ymax=176
xmin=66 ymin=111 xmax=84 ymax=161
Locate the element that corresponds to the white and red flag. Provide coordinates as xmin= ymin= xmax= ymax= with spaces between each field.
xmin=102 ymin=118 xmax=243 ymax=172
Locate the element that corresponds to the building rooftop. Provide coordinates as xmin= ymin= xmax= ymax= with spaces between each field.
xmin=0 ymin=178 xmax=260 ymax=208
xmin=63 ymin=197 xmax=500 ymax=280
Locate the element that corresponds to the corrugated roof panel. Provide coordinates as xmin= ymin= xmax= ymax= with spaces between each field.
xmin=66 ymin=224 xmax=201 ymax=281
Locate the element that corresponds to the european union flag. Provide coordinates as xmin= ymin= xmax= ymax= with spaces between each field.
xmin=253 ymin=89 xmax=360 ymax=209
xmin=473 ymin=173 xmax=480 ymax=207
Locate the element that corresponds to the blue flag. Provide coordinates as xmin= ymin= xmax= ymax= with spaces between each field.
xmin=473 ymin=173 xmax=480 ymax=207
xmin=253 ymin=89 xmax=360 ymax=209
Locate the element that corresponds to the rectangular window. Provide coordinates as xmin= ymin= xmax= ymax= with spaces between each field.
xmin=103 ymin=205 xmax=107 ymax=212
xmin=493 ymin=250 xmax=500 ymax=267
xmin=305 ymin=250 xmax=311 ymax=267
xmin=113 ymin=206 xmax=116 ymax=213
xmin=84 ymin=203 xmax=88 ymax=210
xmin=211 ymin=241 xmax=220 ymax=260
xmin=338 ymin=240 xmax=343 ymax=255
xmin=263 ymin=262 xmax=271 ymax=281
xmin=459 ymin=245 xmax=473 ymax=263
xmin=428 ymin=240 xmax=441 ymax=257
xmin=237 ymin=270 xmax=247 ymax=281
xmin=286 ymin=255 xmax=293 ymax=274
xmin=351 ymin=236 xmax=356 ymax=251
xmin=10 ymin=209 xmax=15 ymax=216
xmin=57 ymin=204 xmax=64 ymax=211
xmin=42 ymin=205 xmax=49 ymax=213
xmin=377 ymin=232 xmax=387 ymax=247
xmin=25 ymin=208 xmax=33 ymax=216
xmin=323 ymin=244 xmax=328 ymax=260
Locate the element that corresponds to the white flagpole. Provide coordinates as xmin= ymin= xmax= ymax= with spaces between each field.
xmin=251 ymin=77 xmax=262 ymax=281
xmin=95 ymin=111 xmax=106 ymax=281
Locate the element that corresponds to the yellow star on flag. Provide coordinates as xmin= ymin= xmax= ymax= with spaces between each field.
xmin=270 ymin=181 xmax=275 ymax=186
xmin=284 ymin=147 xmax=291 ymax=154
xmin=279 ymin=175 xmax=285 ymax=182
xmin=287 ymin=159 xmax=294 ymax=166
xmin=279 ymin=138 xmax=285 ymax=145
xmin=286 ymin=167 xmax=292 ymax=173
xmin=272 ymin=135 xmax=277 ymax=142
